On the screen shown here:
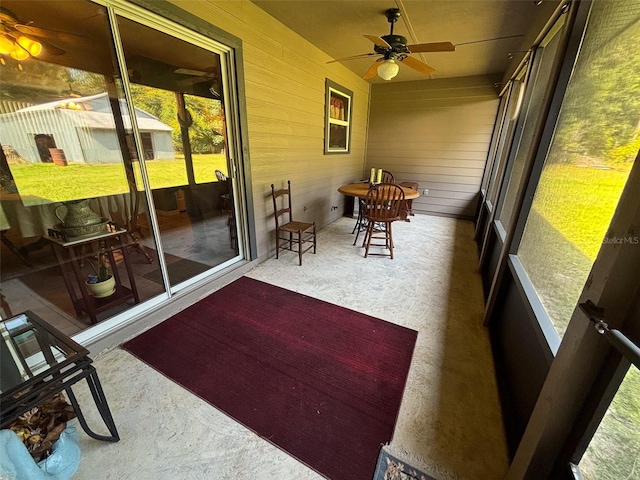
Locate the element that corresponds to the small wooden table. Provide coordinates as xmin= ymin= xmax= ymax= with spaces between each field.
xmin=45 ymin=227 xmax=140 ymax=325
xmin=399 ymin=181 xmax=419 ymax=218
xmin=338 ymin=182 xmax=420 ymax=200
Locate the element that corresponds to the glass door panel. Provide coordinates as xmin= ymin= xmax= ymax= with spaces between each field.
xmin=115 ymin=15 xmax=240 ymax=289
xmin=0 ymin=0 xmax=164 ymax=335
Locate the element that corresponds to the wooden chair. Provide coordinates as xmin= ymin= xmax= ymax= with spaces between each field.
xmin=353 ymin=170 xmax=395 ymax=246
xmin=381 ymin=170 xmax=395 ymax=183
xmin=271 ymin=181 xmax=316 ymax=265
xmin=215 ymin=169 xmax=232 ymax=213
xmin=362 ymin=183 xmax=405 ymax=259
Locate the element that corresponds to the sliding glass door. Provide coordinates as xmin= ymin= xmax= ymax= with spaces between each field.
xmin=0 ymin=0 xmax=245 ymax=337
xmin=114 ymin=11 xmax=241 ymax=290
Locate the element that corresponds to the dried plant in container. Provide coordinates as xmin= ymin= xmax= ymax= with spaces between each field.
xmin=8 ymin=393 xmax=77 ymax=462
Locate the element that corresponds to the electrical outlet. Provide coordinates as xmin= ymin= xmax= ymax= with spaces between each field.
xmin=423 ymin=189 xmax=429 ymax=196
xmin=331 ymin=205 xmax=338 ymax=211
xmin=303 ymin=205 xmax=308 ymax=212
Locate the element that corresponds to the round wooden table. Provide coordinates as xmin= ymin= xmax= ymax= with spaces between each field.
xmin=338 ymin=182 xmax=420 ymax=199
xmin=338 ymin=183 xmax=420 ymax=240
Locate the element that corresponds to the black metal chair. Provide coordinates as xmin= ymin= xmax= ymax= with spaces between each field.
xmin=271 ymin=181 xmax=316 ymax=265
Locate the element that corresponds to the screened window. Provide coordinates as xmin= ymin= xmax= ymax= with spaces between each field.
xmin=517 ymin=0 xmax=639 ymax=338
xmin=497 ymin=17 xmax=565 ymax=230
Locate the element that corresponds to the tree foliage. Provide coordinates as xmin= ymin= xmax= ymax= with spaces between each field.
xmin=129 ymin=84 xmax=224 ymax=154
xmin=551 ymin=14 xmax=640 ymax=166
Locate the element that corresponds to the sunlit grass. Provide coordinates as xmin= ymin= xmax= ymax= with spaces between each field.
xmin=532 ymin=164 xmax=633 ymax=260
xmin=9 ymin=153 xmax=228 ymax=205
xmin=523 ymin=162 xmax=638 ymax=480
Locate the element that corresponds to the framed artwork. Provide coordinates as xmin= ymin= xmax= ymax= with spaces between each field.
xmin=324 ymin=79 xmax=353 ymax=154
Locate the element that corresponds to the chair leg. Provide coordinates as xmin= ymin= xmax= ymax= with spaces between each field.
xmin=298 ymin=231 xmax=303 ymax=266
xmin=388 ymin=222 xmax=394 ymax=259
xmin=354 ymin=216 xmax=367 ymax=246
xmin=275 ymin=231 xmax=280 ymax=259
xmin=363 ymin=222 xmax=375 ymax=258
xmin=351 ymin=201 xmax=362 ymax=234
xmin=313 ymin=225 xmax=317 ymax=254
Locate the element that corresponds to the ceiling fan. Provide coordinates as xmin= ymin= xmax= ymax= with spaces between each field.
xmin=0 ymin=6 xmax=73 ymax=62
xmin=328 ymin=8 xmax=455 ymax=80
xmin=174 ymin=67 xmax=221 ymax=98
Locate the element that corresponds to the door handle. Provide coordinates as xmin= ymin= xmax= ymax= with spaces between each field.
xmin=579 ymin=300 xmax=640 ymax=369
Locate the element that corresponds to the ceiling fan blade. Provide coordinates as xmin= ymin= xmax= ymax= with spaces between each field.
xmin=41 ymin=40 xmax=65 ymax=56
xmin=364 ymin=35 xmax=391 ymax=48
xmin=326 ymin=52 xmax=378 ymax=64
xmin=14 ymin=24 xmax=86 ymax=43
xmin=399 ymin=55 xmax=436 ymax=75
xmin=406 ymin=42 xmax=456 ymax=53
xmin=175 ymin=68 xmax=213 ymax=77
xmin=363 ymin=59 xmax=382 ymax=80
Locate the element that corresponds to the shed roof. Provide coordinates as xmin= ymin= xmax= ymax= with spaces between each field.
xmin=6 ymin=93 xmax=172 ymax=132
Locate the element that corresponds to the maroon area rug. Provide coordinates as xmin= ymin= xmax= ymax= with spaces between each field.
xmin=123 ymin=276 xmax=417 ymax=480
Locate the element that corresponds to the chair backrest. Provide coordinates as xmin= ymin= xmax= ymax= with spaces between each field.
xmin=381 ymin=170 xmax=395 ymax=183
xmin=271 ymin=180 xmax=293 ymax=229
xmin=364 ymin=183 xmax=405 ymax=222
xmin=215 ymin=169 xmax=228 ymax=182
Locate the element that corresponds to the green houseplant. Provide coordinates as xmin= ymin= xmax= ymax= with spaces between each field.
xmin=85 ymin=249 xmax=116 ymax=298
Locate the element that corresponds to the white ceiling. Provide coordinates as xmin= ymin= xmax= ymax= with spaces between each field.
xmin=252 ymin=0 xmax=550 ymax=84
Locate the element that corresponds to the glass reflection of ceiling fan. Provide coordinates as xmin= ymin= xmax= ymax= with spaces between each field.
xmin=0 ymin=6 xmax=85 ymax=63
xmin=174 ymin=68 xmax=221 ymax=98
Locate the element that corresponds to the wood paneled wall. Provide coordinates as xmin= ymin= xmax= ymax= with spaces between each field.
xmin=169 ymin=0 xmax=370 ymax=259
xmin=367 ymin=75 xmax=500 ymax=219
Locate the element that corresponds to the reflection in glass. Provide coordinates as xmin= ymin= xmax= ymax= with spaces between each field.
xmin=0 ymin=0 xmax=164 ymax=336
xmin=486 ymin=80 xmax=521 ymax=207
xmin=0 ymin=0 xmax=244 ymax=336
xmin=116 ymin=15 xmax=239 ymax=288
xmin=517 ymin=0 xmax=639 ymax=338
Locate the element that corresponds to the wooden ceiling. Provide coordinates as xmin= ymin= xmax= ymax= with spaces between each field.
xmin=252 ymin=0 xmax=559 ymax=83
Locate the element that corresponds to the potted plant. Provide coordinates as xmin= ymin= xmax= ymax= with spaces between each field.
xmin=85 ymin=249 xmax=116 ymax=298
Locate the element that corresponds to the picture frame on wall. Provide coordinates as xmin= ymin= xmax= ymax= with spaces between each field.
xmin=324 ymin=79 xmax=353 ymax=154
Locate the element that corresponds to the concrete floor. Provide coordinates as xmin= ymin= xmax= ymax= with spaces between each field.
xmin=72 ymin=214 xmax=508 ymax=480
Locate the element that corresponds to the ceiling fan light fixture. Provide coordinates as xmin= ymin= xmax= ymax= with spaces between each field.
xmin=0 ymin=35 xmax=13 ymax=55
xmin=378 ymin=58 xmax=399 ymax=80
xmin=17 ymin=35 xmax=42 ymax=57
xmin=10 ymin=43 xmax=29 ymax=61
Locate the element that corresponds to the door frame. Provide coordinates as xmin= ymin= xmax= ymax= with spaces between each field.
xmin=128 ymin=0 xmax=258 ymax=262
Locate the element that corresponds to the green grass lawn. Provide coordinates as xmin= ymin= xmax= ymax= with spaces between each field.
xmin=531 ymin=164 xmax=632 ymax=261
xmin=9 ymin=153 xmax=228 ymax=206
xmin=520 ymin=162 xmax=637 ymax=480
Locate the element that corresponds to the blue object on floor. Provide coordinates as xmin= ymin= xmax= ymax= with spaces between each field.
xmin=0 ymin=421 xmax=80 ymax=480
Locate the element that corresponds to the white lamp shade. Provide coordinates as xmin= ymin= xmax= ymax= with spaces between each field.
xmin=377 ymin=59 xmax=399 ymax=81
